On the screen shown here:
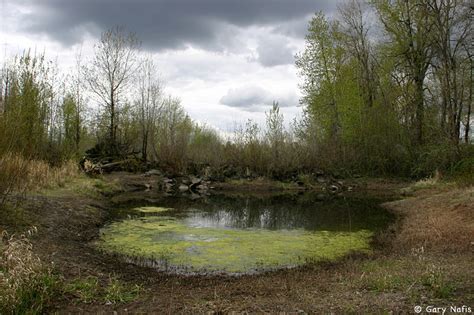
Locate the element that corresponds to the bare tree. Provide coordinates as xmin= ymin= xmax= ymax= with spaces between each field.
xmin=84 ymin=26 xmax=140 ymax=153
xmin=135 ymin=57 xmax=164 ymax=161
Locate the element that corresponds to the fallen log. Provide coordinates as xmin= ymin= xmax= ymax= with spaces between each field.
xmin=83 ymin=158 xmax=138 ymax=174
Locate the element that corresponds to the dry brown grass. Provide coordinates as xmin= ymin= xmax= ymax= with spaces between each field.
xmin=385 ymin=187 xmax=474 ymax=253
xmin=0 ymin=153 xmax=78 ymax=201
xmin=0 ymin=227 xmax=59 ymax=314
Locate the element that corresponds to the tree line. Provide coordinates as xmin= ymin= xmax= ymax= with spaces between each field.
xmin=296 ymin=0 xmax=472 ymax=176
xmin=0 ymin=0 xmax=472 ymax=180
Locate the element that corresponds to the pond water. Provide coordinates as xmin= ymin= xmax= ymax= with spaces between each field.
xmin=99 ymin=193 xmax=393 ymax=275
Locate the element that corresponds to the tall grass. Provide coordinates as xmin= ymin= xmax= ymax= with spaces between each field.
xmin=0 ymin=153 xmax=78 ymax=205
xmin=0 ymin=228 xmax=60 ymax=314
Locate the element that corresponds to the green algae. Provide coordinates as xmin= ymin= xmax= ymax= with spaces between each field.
xmin=99 ymin=216 xmax=373 ymax=274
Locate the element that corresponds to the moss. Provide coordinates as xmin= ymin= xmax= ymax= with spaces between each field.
xmin=99 ymin=216 xmax=373 ymax=274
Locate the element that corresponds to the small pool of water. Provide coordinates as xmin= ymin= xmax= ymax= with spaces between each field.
xmin=99 ymin=193 xmax=393 ymax=274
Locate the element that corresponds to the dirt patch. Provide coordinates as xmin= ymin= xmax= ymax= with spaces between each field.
xmin=385 ymin=186 xmax=474 ymax=253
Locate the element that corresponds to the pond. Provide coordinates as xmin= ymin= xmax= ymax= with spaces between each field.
xmin=99 ymin=193 xmax=393 ymax=275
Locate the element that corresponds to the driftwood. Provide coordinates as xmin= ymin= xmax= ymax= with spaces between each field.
xmin=100 ymin=159 xmax=135 ymax=170
xmin=83 ymin=158 xmax=137 ymax=174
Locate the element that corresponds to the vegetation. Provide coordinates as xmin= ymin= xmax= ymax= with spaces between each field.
xmin=64 ymin=275 xmax=142 ymax=305
xmin=1 ymin=1 xmax=472 ymax=185
xmin=0 ymin=228 xmax=60 ymax=314
xmin=0 ymin=0 xmax=472 ymax=312
xmin=99 ymin=214 xmax=373 ymax=273
xmin=295 ymin=0 xmax=472 ymax=176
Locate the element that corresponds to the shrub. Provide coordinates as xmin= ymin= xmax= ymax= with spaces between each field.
xmin=451 ymin=157 xmax=474 ymax=185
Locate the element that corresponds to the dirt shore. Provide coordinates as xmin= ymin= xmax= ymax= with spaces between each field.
xmin=1 ymin=175 xmax=472 ymax=313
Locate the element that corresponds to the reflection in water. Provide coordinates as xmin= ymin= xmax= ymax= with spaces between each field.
xmin=154 ymin=193 xmax=392 ymax=232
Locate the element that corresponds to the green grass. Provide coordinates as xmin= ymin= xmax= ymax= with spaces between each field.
xmin=64 ymin=276 xmax=100 ymax=304
xmin=104 ymin=277 xmax=142 ymax=304
xmin=64 ymin=275 xmax=142 ymax=305
xmin=0 ymin=269 xmax=61 ymax=315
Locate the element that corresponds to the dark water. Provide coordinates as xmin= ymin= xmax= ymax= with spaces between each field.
xmin=112 ymin=192 xmax=394 ymax=233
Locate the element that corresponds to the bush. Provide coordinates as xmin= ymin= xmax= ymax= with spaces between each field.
xmin=450 ymin=156 xmax=474 ymax=185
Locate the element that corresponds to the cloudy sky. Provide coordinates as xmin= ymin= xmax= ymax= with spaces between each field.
xmin=0 ymin=0 xmax=339 ymax=134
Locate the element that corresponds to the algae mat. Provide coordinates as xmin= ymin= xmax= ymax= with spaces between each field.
xmin=99 ymin=215 xmax=373 ymax=274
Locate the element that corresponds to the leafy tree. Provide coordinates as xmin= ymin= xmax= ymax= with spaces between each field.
xmin=371 ymin=0 xmax=434 ymax=145
xmin=296 ymin=12 xmax=344 ymax=141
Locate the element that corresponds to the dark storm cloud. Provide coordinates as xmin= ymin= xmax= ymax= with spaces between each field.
xmin=220 ymin=85 xmax=298 ymax=111
xmin=16 ymin=0 xmax=337 ymax=51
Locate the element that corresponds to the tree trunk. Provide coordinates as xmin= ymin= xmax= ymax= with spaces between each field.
xmin=142 ymin=130 xmax=148 ymax=162
xmin=414 ymin=76 xmax=424 ymax=145
xmin=465 ymin=59 xmax=473 ymax=143
xmin=110 ymin=90 xmax=116 ymax=146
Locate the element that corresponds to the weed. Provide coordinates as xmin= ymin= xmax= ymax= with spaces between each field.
xmin=104 ymin=276 xmax=142 ymax=304
xmin=421 ymin=264 xmax=455 ymax=299
xmin=64 ymin=275 xmax=142 ymax=305
xmin=64 ymin=276 xmax=100 ymax=304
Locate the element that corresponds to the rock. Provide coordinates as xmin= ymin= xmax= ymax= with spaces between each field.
xmin=191 ymin=177 xmax=202 ymax=185
xmin=163 ymin=177 xmax=173 ymax=183
xmin=188 ymin=193 xmax=201 ymax=200
xmin=144 ymin=169 xmax=161 ymax=177
xmin=316 ymin=175 xmax=327 ymax=183
xmin=328 ymin=184 xmax=341 ymax=194
xmin=196 ymin=184 xmax=208 ymax=191
xmin=178 ymin=184 xmax=189 ymax=192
